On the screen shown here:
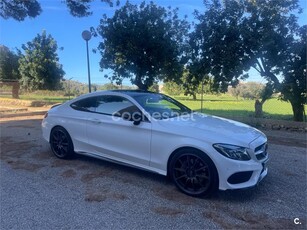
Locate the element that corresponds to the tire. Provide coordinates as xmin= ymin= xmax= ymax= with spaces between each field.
xmin=50 ymin=126 xmax=74 ymax=159
xmin=169 ymin=148 xmax=218 ymax=197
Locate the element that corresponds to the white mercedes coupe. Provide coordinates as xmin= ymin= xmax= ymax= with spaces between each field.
xmin=42 ymin=90 xmax=268 ymax=197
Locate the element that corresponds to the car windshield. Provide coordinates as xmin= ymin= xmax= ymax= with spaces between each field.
xmin=131 ymin=93 xmax=192 ymax=120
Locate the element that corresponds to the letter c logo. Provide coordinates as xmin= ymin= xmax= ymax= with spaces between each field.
xmin=294 ymin=218 xmax=301 ymax=225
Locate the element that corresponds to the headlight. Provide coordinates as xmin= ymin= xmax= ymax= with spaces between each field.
xmin=213 ymin=144 xmax=251 ymax=161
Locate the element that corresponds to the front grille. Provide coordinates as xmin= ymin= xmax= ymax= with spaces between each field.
xmin=255 ymin=143 xmax=268 ymax=161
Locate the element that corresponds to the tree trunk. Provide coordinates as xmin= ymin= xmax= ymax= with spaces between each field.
xmin=137 ymin=83 xmax=148 ymax=91
xmin=192 ymin=93 xmax=197 ymax=100
xmin=255 ymin=99 xmax=263 ymax=118
xmin=290 ymin=100 xmax=305 ymax=122
xmin=134 ymin=75 xmax=148 ymax=91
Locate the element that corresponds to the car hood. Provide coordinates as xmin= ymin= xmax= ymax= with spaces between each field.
xmin=155 ymin=112 xmax=265 ymax=147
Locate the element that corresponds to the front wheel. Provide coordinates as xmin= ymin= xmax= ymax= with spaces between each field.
xmin=169 ymin=149 xmax=218 ymax=197
xmin=50 ymin=127 xmax=74 ymax=159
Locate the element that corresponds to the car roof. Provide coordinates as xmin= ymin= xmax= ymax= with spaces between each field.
xmin=109 ymin=89 xmax=155 ymax=94
xmin=105 ymin=90 xmax=160 ymax=97
xmin=67 ymin=90 xmax=161 ymax=104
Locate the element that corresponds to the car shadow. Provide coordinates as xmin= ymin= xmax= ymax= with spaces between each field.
xmin=73 ymin=153 xmax=267 ymax=202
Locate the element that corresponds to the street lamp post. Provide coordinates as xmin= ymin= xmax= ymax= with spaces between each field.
xmin=82 ymin=30 xmax=92 ymax=93
xmin=68 ymin=77 xmax=73 ymax=100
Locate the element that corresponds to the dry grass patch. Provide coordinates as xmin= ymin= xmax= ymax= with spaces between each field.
xmin=6 ymin=159 xmax=45 ymax=172
xmin=81 ymin=168 xmax=113 ymax=183
xmin=61 ymin=169 xmax=77 ymax=178
xmin=153 ymin=186 xmax=197 ymax=205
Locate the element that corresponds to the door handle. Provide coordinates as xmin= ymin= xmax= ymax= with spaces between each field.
xmin=89 ymin=118 xmax=102 ymax=124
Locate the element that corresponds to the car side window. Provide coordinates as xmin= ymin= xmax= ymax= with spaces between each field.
xmin=95 ymin=95 xmax=137 ymax=116
xmin=71 ymin=95 xmax=141 ymax=118
xmin=70 ymin=97 xmax=97 ymax=112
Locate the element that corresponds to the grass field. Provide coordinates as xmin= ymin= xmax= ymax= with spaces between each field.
xmin=18 ymin=95 xmax=68 ymax=103
xmin=174 ymin=94 xmax=295 ymax=120
xmin=1 ymin=91 xmax=304 ymax=121
xmin=20 ymin=90 xmax=69 ymax=103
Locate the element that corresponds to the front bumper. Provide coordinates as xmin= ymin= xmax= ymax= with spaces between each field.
xmin=215 ymin=135 xmax=269 ymax=191
xmin=218 ymin=157 xmax=268 ymax=190
xmin=257 ymin=159 xmax=269 ymax=184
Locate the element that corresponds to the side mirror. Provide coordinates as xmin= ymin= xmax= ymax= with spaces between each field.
xmin=122 ymin=113 xmax=130 ymax=121
xmin=132 ymin=113 xmax=142 ymax=126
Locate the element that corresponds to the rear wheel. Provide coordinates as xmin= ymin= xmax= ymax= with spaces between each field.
xmin=50 ymin=127 xmax=74 ymax=159
xmin=170 ymin=149 xmax=218 ymax=197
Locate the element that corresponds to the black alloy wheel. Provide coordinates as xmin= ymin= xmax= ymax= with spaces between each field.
xmin=50 ymin=127 xmax=74 ymax=159
xmin=170 ymin=149 xmax=218 ymax=197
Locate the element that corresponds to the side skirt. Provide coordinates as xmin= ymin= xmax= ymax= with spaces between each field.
xmin=75 ymin=151 xmax=167 ymax=176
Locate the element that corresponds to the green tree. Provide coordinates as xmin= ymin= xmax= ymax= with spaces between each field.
xmin=182 ymin=69 xmax=216 ymax=100
xmin=240 ymin=82 xmax=265 ymax=100
xmin=162 ymin=81 xmax=182 ymax=96
xmin=100 ymin=83 xmax=119 ymax=90
xmin=19 ymin=31 xmax=65 ymax=91
xmin=0 ymin=0 xmax=117 ymax=21
xmin=148 ymin=82 xmax=159 ymax=93
xmin=97 ymin=1 xmax=190 ymax=90
xmin=280 ymin=25 xmax=307 ymax=121
xmin=239 ymin=0 xmax=300 ymax=88
xmin=236 ymin=0 xmax=305 ymax=121
xmin=0 ymin=45 xmax=20 ymax=81
xmin=229 ymin=82 xmax=267 ymax=99
xmin=189 ymin=0 xmax=246 ymax=94
xmin=228 ymin=85 xmax=240 ymax=100
xmin=182 ymin=72 xmax=200 ymax=100
xmin=0 ymin=0 xmax=41 ymax=21
xmin=229 ymin=81 xmax=273 ymax=117
xmin=192 ymin=0 xmax=305 ymax=121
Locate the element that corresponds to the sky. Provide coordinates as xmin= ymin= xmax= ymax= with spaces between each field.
xmin=0 ymin=0 xmax=306 ymax=86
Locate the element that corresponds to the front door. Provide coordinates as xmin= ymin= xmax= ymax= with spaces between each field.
xmin=86 ymin=95 xmax=151 ymax=166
